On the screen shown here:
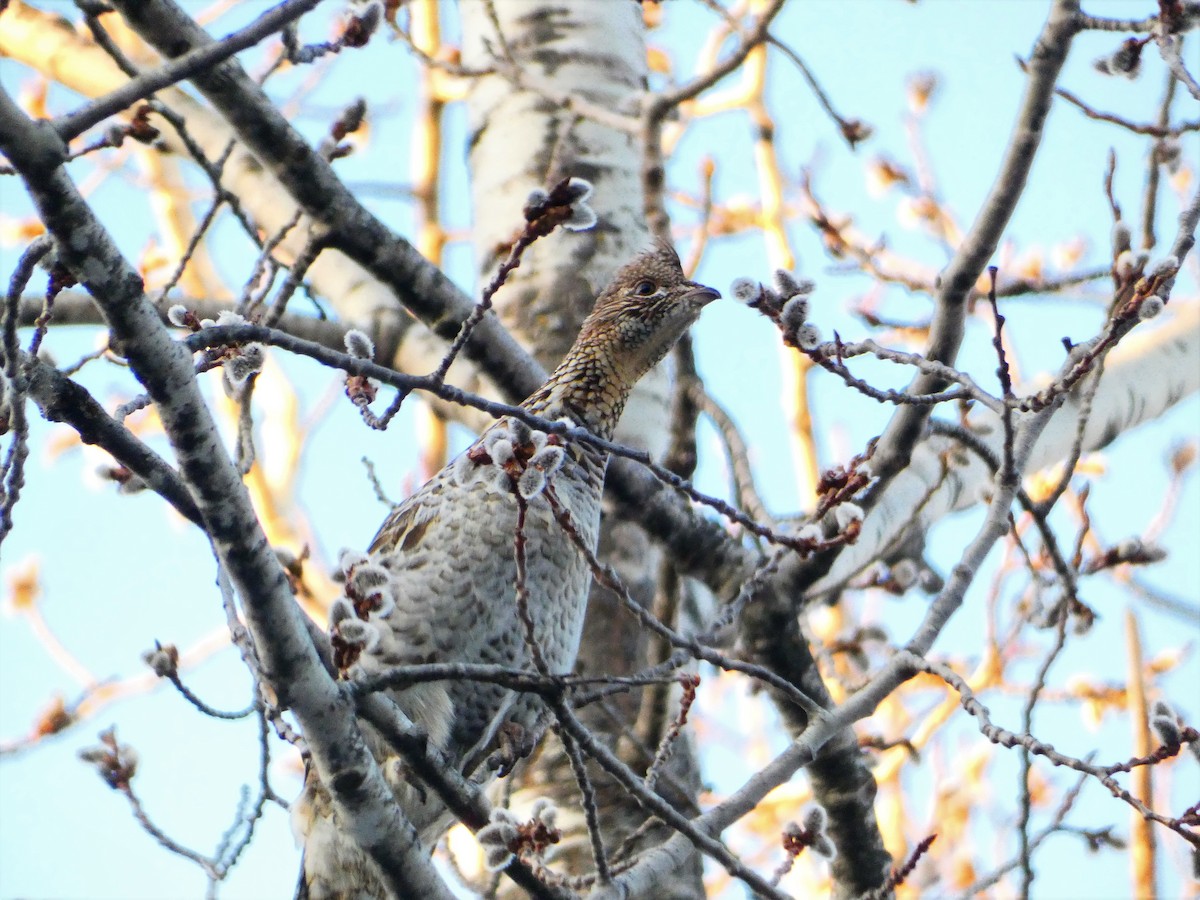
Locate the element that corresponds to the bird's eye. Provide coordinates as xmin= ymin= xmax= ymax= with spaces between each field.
xmin=634 ymin=280 xmax=657 ymax=296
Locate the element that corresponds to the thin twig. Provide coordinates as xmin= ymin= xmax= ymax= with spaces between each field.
xmin=55 ymin=0 xmax=326 ymax=141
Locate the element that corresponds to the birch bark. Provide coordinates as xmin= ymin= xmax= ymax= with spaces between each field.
xmin=460 ymin=2 xmax=704 ymax=893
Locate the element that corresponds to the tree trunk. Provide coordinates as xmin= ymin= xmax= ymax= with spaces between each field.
xmin=461 ymin=2 xmax=705 ymax=894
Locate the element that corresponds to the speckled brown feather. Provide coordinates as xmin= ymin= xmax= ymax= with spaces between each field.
xmin=295 ymin=244 xmax=718 ymax=899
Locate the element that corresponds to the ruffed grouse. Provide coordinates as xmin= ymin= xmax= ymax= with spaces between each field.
xmin=295 ymin=243 xmax=719 ymax=898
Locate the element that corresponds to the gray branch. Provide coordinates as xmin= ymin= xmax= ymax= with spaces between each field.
xmin=52 ymin=0 xmax=323 ymax=142
xmin=16 ymin=289 xmax=358 ymax=359
xmin=0 ymin=83 xmax=453 ymax=900
xmin=108 ymin=0 xmax=547 ymax=406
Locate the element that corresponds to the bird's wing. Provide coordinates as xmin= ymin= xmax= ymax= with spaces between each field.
xmin=365 ymin=463 xmax=453 ymax=556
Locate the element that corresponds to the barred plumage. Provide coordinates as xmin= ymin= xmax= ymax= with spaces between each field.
xmin=295 ymin=244 xmax=718 ymax=899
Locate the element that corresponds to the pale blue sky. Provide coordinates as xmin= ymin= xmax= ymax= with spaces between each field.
xmin=1 ymin=2 xmax=1197 ymax=898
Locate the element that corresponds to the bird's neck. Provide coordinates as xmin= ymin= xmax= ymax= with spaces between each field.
xmin=522 ymin=340 xmax=633 ymax=441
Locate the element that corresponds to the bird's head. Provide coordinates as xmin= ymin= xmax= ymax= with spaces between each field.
xmin=578 ymin=242 xmax=720 ymax=385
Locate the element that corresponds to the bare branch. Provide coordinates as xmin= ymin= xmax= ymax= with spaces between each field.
xmin=53 ymin=0 xmax=323 ymax=142
xmin=871 ymin=0 xmax=1082 ymax=481
xmin=0 ymin=82 xmax=453 ymax=899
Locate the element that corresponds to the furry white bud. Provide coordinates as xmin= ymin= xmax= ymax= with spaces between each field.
xmin=1094 ymin=39 xmax=1142 ymax=79
xmin=485 ymin=424 xmax=513 ymax=447
xmin=477 ymin=807 xmax=520 ymax=870
xmin=773 ymin=270 xmax=799 ymax=297
xmin=141 ymin=643 xmax=178 ymax=677
xmin=801 ymin=805 xmax=827 ymax=834
xmin=104 ymin=123 xmax=126 ymax=147
xmin=517 ymin=466 xmax=547 ymax=499
xmin=1155 ymin=137 xmax=1182 ymax=173
xmin=335 ymin=617 xmax=380 ymax=650
xmin=215 ymin=310 xmax=247 ymax=327
xmin=530 ymin=444 xmax=565 ymax=477
xmin=918 ymin=567 xmax=943 ymax=593
xmin=1111 ymin=40 xmax=1142 ymax=78
xmin=531 ymin=798 xmax=558 ymax=828
xmin=119 ymin=746 xmax=140 ymax=772
xmin=167 ymin=304 xmax=190 ymax=327
xmin=242 ymin=342 xmax=267 ymax=368
xmin=490 ymin=808 xmax=520 ymax=827
xmin=79 ymin=737 xmax=139 ymax=785
xmin=811 ymin=834 xmax=837 ymax=859
xmin=363 ymin=585 xmax=396 ymax=619
xmin=563 ymin=177 xmax=593 ymax=203
xmin=483 ymin=844 xmax=515 ymax=872
xmin=563 ymin=201 xmax=597 ymax=232
xmin=449 ymin=453 xmax=475 ymax=486
xmin=328 ymin=596 xmax=356 ymax=626
xmin=797 ymin=523 xmax=823 ymax=543
xmin=833 ymin=503 xmax=864 ymax=529
xmin=1151 ymin=699 xmax=1174 ymax=719
xmin=508 ymin=418 xmax=533 ymax=447
xmin=891 ymin=558 xmax=918 ymax=589
xmin=116 ymin=473 xmax=148 ymax=495
xmin=349 ymin=564 xmax=389 ymax=594
xmin=1110 ymin=221 xmax=1132 ymax=254
xmin=344 ymin=329 xmax=375 ymax=359
xmin=489 ymin=438 xmax=515 ymax=467
xmin=730 ymin=278 xmax=760 ymax=304
xmin=1138 ymin=296 xmax=1164 ymax=320
xmin=795 ymin=323 xmax=821 ymax=350
xmin=1150 ymin=701 xmax=1181 ymax=745
xmin=780 ymin=295 xmax=809 ymax=333
xmin=338 ymin=548 xmax=369 ymax=574
xmin=224 ymin=343 xmax=265 ymax=386
xmin=1121 ymin=538 xmax=1167 ymax=562
xmin=348 ymin=0 xmax=383 ymax=35
xmin=774 ymin=270 xmax=815 ymax=298
xmin=1147 ymin=255 xmax=1179 ymax=279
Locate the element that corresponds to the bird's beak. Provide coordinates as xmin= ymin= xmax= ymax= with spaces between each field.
xmin=684 ymin=283 xmax=721 ymax=307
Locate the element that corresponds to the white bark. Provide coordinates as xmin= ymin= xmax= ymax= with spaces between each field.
xmin=459 ymin=3 xmax=709 ymax=894
xmin=461 ymin=0 xmax=674 ymax=456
